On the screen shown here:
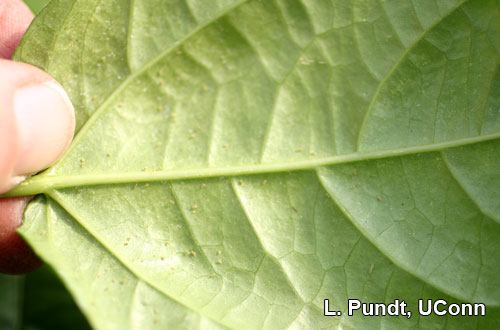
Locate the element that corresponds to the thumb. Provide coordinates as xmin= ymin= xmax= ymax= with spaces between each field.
xmin=0 ymin=60 xmax=75 ymax=274
xmin=0 ymin=59 xmax=75 ymax=193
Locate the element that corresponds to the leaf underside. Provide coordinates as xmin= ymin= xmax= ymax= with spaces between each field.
xmin=11 ymin=0 xmax=500 ymax=329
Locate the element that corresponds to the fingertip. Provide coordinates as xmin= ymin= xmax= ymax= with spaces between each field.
xmin=0 ymin=100 xmax=17 ymax=194
xmin=13 ymin=81 xmax=75 ymax=175
xmin=0 ymin=60 xmax=75 ymax=193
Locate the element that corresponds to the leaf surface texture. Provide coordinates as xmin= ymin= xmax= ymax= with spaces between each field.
xmin=11 ymin=0 xmax=500 ymax=328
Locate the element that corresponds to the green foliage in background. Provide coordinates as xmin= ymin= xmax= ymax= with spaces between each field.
xmin=8 ymin=0 xmax=500 ymax=329
xmin=0 ymin=266 xmax=90 ymax=330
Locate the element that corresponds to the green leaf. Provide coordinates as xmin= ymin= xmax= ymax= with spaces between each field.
xmin=9 ymin=0 xmax=500 ymax=328
xmin=23 ymin=0 xmax=50 ymax=14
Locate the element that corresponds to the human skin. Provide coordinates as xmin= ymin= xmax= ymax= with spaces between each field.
xmin=0 ymin=0 xmax=75 ymax=274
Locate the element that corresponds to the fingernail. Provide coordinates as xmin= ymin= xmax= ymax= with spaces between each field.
xmin=13 ymin=81 xmax=75 ymax=175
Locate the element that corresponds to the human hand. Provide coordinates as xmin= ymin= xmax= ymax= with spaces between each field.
xmin=0 ymin=0 xmax=75 ymax=274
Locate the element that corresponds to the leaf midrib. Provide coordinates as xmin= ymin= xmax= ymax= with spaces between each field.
xmin=6 ymin=132 xmax=499 ymax=196
xmin=9 ymin=0 xmax=488 ymax=199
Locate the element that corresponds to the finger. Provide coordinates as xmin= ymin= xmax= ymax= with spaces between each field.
xmin=0 ymin=88 xmax=17 ymax=194
xmin=0 ymin=59 xmax=75 ymax=193
xmin=0 ymin=0 xmax=34 ymax=59
xmin=0 ymin=196 xmax=42 ymax=274
xmin=0 ymin=2 xmax=61 ymax=275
